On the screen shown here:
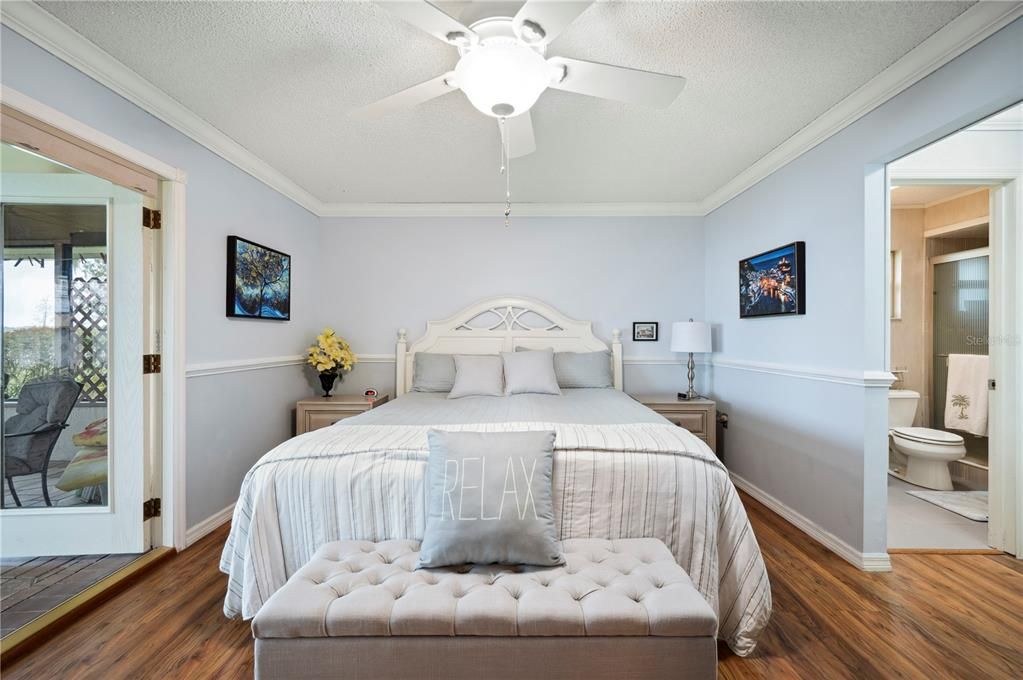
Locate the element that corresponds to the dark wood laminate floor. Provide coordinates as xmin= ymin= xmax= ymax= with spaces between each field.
xmin=3 ymin=492 xmax=1021 ymax=679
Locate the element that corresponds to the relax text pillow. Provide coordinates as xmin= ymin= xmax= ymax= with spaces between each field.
xmin=417 ymin=429 xmax=562 ymax=568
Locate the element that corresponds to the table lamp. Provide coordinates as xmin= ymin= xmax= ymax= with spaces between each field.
xmin=671 ymin=320 xmax=712 ymax=400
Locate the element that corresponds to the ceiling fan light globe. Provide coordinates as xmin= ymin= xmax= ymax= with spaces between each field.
xmin=454 ymin=41 xmax=550 ymax=118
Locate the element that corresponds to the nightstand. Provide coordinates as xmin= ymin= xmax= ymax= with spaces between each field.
xmin=295 ymin=394 xmax=389 ymax=435
xmin=634 ymin=395 xmax=717 ymax=454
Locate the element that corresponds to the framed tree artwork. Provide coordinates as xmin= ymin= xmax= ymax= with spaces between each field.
xmin=226 ymin=236 xmax=291 ymax=320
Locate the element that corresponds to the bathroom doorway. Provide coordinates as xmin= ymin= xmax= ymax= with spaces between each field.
xmin=884 ymin=102 xmax=1021 ymax=554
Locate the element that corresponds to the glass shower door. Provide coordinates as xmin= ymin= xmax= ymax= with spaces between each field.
xmin=932 ymin=253 xmax=989 ymax=427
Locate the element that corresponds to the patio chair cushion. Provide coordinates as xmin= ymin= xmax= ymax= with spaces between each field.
xmin=72 ymin=418 xmax=108 ymax=448
xmin=5 ymin=406 xmax=48 ymax=436
xmin=56 ymin=447 xmax=108 ymax=492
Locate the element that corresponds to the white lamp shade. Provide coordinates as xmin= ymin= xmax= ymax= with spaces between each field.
xmin=670 ymin=321 xmax=711 ymax=353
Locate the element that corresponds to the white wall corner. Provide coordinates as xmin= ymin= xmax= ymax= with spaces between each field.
xmin=730 ymin=472 xmax=892 ymax=572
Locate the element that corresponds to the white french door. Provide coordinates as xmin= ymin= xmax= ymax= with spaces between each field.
xmin=1 ymin=170 xmax=149 ymax=557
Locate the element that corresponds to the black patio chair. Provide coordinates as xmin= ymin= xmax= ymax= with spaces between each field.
xmin=3 ymin=378 xmax=83 ymax=507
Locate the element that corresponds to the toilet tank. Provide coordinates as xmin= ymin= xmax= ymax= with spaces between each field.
xmin=888 ymin=389 xmax=920 ymax=428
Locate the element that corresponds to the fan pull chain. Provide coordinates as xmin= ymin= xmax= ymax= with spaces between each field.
xmin=499 ymin=117 xmax=511 ymax=227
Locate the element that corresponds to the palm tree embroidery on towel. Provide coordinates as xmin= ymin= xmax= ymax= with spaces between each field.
xmin=951 ymin=394 xmax=970 ymax=420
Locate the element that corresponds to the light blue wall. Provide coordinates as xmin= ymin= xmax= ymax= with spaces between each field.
xmin=318 ymin=215 xmax=706 ymax=396
xmin=703 ymin=18 xmax=1023 ymax=553
xmin=1 ymin=27 xmax=323 ymax=526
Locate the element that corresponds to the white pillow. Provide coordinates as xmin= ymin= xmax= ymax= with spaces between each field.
xmin=501 ymin=349 xmax=561 ymax=396
xmin=448 ymin=355 xmax=504 ymax=399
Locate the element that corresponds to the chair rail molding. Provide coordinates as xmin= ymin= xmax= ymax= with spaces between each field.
xmin=710 ymin=357 xmax=897 ymax=388
xmin=4 ymin=1 xmax=1019 ymax=217
xmin=185 ymin=354 xmax=395 ymax=378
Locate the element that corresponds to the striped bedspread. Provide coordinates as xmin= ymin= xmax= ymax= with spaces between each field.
xmin=220 ymin=420 xmax=771 ymax=656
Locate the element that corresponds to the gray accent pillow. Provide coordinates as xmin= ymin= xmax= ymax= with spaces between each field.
xmin=417 ymin=430 xmax=563 ymax=568
xmin=502 ymin=349 xmax=561 ymax=395
xmin=412 ymin=353 xmax=455 ymax=392
xmin=448 ymin=354 xmax=504 ymax=399
xmin=515 ymin=348 xmax=614 ymax=389
xmin=554 ymin=350 xmax=614 ymax=388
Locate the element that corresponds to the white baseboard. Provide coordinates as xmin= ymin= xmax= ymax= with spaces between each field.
xmin=184 ymin=503 xmax=235 ymax=548
xmin=730 ymin=472 xmax=892 ymax=572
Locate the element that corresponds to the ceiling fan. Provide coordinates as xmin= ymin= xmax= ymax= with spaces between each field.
xmin=352 ymin=0 xmax=687 ymax=159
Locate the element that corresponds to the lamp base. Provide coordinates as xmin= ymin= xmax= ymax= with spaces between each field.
xmin=678 ymin=352 xmax=700 ymax=401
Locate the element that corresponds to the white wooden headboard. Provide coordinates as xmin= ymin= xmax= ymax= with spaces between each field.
xmin=395 ymin=296 xmax=623 ymax=396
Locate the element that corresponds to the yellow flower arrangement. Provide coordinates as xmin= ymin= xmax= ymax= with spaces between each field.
xmin=307 ymin=328 xmax=357 ymax=374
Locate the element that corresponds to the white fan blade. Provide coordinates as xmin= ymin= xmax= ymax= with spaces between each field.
xmin=379 ymin=1 xmax=478 ymax=46
xmin=548 ymin=57 xmax=686 ymax=108
xmin=512 ymin=1 xmax=593 ymax=48
xmin=350 ymin=73 xmax=456 ymax=119
xmin=500 ymin=113 xmax=537 ymax=158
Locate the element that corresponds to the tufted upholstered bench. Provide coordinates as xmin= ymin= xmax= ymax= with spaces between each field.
xmin=252 ymin=538 xmax=718 ymax=680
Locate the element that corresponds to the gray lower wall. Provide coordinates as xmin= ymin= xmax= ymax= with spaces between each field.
xmin=185 ymin=366 xmax=320 ymax=526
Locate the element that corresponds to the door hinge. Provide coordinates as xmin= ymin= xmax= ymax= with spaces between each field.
xmin=142 ymin=207 xmax=162 ymax=230
xmin=143 ymin=354 xmax=162 ymax=374
xmin=143 ymin=497 xmax=161 ymax=521
xmin=988 ymin=379 xmax=997 ymax=390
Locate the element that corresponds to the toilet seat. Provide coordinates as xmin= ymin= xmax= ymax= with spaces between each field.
xmin=891 ymin=426 xmax=964 ymax=446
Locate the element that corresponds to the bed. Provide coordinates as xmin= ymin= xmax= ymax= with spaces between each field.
xmin=221 ymin=297 xmax=771 ymax=656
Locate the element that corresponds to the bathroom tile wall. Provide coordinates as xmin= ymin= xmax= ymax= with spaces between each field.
xmin=890 ymin=207 xmax=928 ymax=425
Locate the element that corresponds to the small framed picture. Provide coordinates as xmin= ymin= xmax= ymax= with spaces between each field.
xmin=633 ymin=322 xmax=658 ymax=342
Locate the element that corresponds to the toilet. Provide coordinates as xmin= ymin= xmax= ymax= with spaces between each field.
xmin=888 ymin=389 xmax=966 ymax=491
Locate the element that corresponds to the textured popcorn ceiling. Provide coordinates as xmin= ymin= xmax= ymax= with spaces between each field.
xmin=38 ymin=1 xmax=974 ymax=205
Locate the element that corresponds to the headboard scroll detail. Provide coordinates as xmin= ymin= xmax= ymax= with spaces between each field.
xmin=395 ymin=296 xmax=623 ymax=396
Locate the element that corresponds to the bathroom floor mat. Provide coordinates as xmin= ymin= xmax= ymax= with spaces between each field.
xmin=905 ymin=490 xmax=988 ymax=522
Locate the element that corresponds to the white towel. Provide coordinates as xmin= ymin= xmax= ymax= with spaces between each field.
xmin=944 ymin=354 xmax=989 ymax=436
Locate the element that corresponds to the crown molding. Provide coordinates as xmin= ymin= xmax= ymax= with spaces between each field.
xmin=969 ymin=121 xmax=1023 ymax=132
xmin=4 ymin=0 xmax=1019 ymax=219
xmin=700 ymin=1 xmax=1023 ymax=216
xmin=0 ymin=0 xmax=324 ymax=215
xmin=317 ymin=202 xmax=704 ymax=218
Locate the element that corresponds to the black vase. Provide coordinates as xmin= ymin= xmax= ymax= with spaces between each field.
xmin=319 ymin=372 xmax=338 ymax=398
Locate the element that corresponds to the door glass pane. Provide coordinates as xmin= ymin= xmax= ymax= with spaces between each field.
xmin=2 ymin=149 xmax=109 ymax=510
xmin=932 ymin=255 xmax=989 ymax=427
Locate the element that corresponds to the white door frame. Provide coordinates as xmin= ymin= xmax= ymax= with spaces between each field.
xmin=0 ymin=86 xmax=189 ymax=550
xmin=887 ymin=170 xmax=1022 ymax=556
